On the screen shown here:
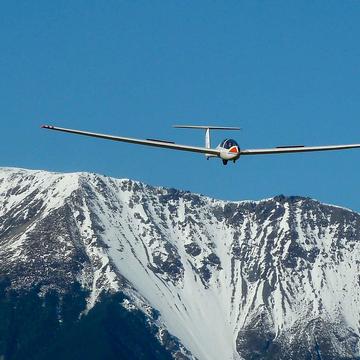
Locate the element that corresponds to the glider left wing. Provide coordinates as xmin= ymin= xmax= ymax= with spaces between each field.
xmin=240 ymin=144 xmax=360 ymax=155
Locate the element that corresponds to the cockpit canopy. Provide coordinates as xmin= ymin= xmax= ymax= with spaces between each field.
xmin=219 ymin=139 xmax=239 ymax=149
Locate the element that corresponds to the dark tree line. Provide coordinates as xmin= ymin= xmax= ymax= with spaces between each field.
xmin=0 ymin=279 xmax=172 ymax=360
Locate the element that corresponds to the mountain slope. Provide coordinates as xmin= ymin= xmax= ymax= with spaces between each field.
xmin=1 ymin=167 xmax=360 ymax=359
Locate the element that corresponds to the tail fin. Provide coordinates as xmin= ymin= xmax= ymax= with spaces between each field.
xmin=173 ymin=125 xmax=240 ymax=158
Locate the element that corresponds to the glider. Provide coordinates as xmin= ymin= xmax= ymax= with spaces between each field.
xmin=41 ymin=124 xmax=360 ymax=165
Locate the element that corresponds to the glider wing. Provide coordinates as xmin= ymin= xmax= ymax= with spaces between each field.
xmin=41 ymin=125 xmax=221 ymax=156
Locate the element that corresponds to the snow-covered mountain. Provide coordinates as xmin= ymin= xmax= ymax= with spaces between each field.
xmin=1 ymin=167 xmax=360 ymax=360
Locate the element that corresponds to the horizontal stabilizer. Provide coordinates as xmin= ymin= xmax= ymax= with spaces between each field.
xmin=173 ymin=125 xmax=240 ymax=130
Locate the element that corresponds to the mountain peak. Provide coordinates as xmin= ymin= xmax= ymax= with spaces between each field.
xmin=1 ymin=167 xmax=360 ymax=359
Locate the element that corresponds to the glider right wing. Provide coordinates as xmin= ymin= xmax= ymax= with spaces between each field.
xmin=41 ymin=125 xmax=221 ymax=156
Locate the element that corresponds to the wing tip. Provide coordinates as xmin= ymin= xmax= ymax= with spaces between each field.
xmin=41 ymin=124 xmax=54 ymax=129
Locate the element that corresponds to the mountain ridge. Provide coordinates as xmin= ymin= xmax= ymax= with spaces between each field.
xmin=1 ymin=167 xmax=360 ymax=360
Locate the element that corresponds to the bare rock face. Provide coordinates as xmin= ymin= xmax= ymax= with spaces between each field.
xmin=1 ymin=167 xmax=360 ymax=360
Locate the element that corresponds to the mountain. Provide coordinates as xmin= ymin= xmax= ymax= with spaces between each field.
xmin=1 ymin=167 xmax=360 ymax=360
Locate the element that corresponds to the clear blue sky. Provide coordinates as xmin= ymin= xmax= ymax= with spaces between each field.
xmin=1 ymin=0 xmax=360 ymax=210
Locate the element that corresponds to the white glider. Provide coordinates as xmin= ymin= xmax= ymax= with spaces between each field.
xmin=41 ymin=124 xmax=360 ymax=165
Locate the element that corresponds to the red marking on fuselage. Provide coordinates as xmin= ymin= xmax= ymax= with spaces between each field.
xmin=229 ymin=146 xmax=239 ymax=153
